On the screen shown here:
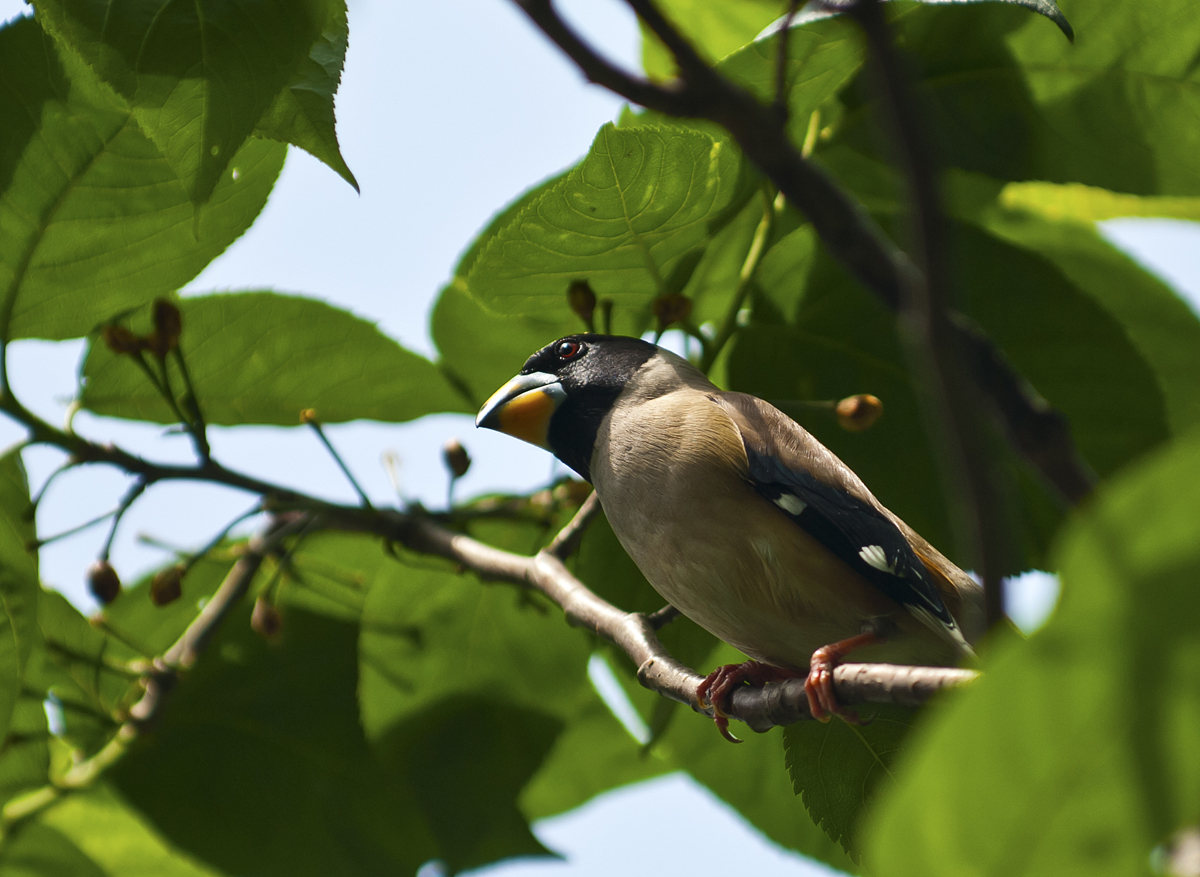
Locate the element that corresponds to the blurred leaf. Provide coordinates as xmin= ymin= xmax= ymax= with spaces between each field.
xmin=357 ymin=523 xmax=592 ymax=737
xmin=35 ymin=0 xmax=345 ymax=203
xmin=0 ymin=17 xmax=285 ymax=342
xmin=642 ymin=0 xmax=787 ymax=80
xmin=254 ymin=1 xmax=358 ymax=190
xmin=112 ymin=609 xmax=439 ymax=877
xmin=39 ymin=783 xmax=227 ymax=877
xmin=794 ymin=0 xmax=1073 ymax=40
xmin=81 ymin=292 xmax=470 ymax=425
xmin=864 ymin=429 xmax=1200 ymax=876
xmin=833 ymin=0 xmax=1200 ymax=197
xmin=997 ymin=181 xmax=1200 ymax=223
xmin=373 ymin=697 xmax=561 ymax=873
xmin=0 ymin=693 xmax=51 ymax=806
xmin=957 ymin=200 xmax=1200 ymax=436
xmin=0 ymin=821 xmax=107 ymax=877
xmin=784 ymin=704 xmax=917 ymax=857
xmin=519 ymin=696 xmax=673 ymax=821
xmin=467 ymin=123 xmax=752 ymax=321
xmin=0 ymin=451 xmax=39 ymax=680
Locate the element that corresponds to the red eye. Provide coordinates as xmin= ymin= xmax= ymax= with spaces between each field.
xmin=556 ymin=340 xmax=583 ymax=360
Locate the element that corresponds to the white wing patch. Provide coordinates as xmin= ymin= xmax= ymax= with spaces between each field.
xmin=773 ymin=493 xmax=807 ymax=516
xmin=858 ymin=544 xmax=896 ymax=574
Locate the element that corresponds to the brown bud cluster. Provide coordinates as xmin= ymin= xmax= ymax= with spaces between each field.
xmin=653 ymin=293 xmax=693 ymax=331
xmin=836 ymin=394 xmax=883 ymax=432
xmin=251 ymin=597 xmax=283 ymax=639
xmin=150 ymin=563 xmax=185 ymax=606
xmin=442 ymin=438 xmax=471 ymax=479
xmin=87 ymin=560 xmax=122 ymax=605
xmin=567 ymin=280 xmax=597 ymax=328
xmin=102 ymin=325 xmax=147 ymax=355
xmin=148 ymin=298 xmax=182 ymax=358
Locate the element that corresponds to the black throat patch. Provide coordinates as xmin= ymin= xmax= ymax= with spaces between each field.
xmin=527 ymin=334 xmax=655 ymax=482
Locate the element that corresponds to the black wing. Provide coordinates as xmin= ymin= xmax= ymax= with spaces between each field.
xmin=743 ymin=444 xmax=957 ymax=630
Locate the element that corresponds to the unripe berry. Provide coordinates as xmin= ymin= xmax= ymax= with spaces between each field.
xmin=836 ymin=394 xmax=883 ymax=432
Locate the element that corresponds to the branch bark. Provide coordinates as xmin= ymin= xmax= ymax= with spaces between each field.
xmin=508 ymin=0 xmax=1095 ymax=507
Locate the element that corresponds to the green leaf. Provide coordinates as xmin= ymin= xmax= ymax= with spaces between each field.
xmin=112 ymin=609 xmax=440 ymax=877
xmin=0 ymin=822 xmax=107 ymax=877
xmin=0 ymin=692 xmax=51 ymax=806
xmin=466 ymin=123 xmax=752 ymax=321
xmin=864 ymin=428 xmax=1200 ymax=876
xmin=0 ymin=16 xmax=285 ymax=342
xmin=254 ymin=0 xmax=358 ymax=191
xmin=34 ymin=0 xmax=346 ymax=203
xmin=0 ymin=450 xmax=40 ymax=679
xmin=961 ymin=203 xmax=1200 ymax=436
xmin=39 ymin=783 xmax=228 ymax=877
xmin=641 ymin=0 xmax=787 ymax=80
xmin=833 ymin=0 xmax=1200 ymax=197
xmin=80 ymin=292 xmax=470 ymax=425
xmin=356 ymin=523 xmax=593 ymax=736
xmin=784 ymin=704 xmax=917 ymax=857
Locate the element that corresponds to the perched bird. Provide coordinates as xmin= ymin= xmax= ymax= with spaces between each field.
xmin=477 ymin=334 xmax=983 ymax=740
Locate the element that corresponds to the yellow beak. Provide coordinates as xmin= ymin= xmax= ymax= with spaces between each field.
xmin=475 ymin=371 xmax=567 ymax=449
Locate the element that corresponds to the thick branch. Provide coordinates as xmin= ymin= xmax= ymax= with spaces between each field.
xmin=509 ymin=0 xmax=1095 ymax=506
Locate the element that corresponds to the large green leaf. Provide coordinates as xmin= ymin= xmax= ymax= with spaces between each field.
xmin=864 ymin=429 xmax=1200 ymax=876
xmin=34 ymin=0 xmax=348 ymax=203
xmin=253 ymin=0 xmax=357 ymax=191
xmin=0 ymin=822 xmax=108 ymax=877
xmin=80 ymin=292 xmax=470 ymax=425
xmin=641 ymin=0 xmax=787 ymax=80
xmin=466 ymin=123 xmax=752 ymax=320
xmin=957 ymin=199 xmax=1200 ymax=436
xmin=0 ymin=451 xmax=40 ymax=680
xmin=38 ymin=784 xmax=227 ymax=877
xmin=0 ymin=16 xmax=284 ymax=342
xmin=833 ymin=0 xmax=1200 ymax=197
xmin=112 ymin=609 xmax=440 ymax=877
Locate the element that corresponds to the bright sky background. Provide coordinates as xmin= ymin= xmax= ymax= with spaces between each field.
xmin=1 ymin=1 xmax=1198 ymax=874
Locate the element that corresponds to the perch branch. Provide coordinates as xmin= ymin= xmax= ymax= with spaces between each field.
xmin=508 ymin=0 xmax=1095 ymax=506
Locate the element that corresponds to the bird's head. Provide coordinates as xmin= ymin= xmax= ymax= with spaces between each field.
xmin=475 ymin=334 xmax=658 ymax=480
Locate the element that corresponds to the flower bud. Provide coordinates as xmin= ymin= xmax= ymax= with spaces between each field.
xmin=87 ymin=560 xmax=121 ymax=605
xmin=836 ymin=394 xmax=883 ymax=432
xmin=653 ymin=293 xmax=692 ymax=331
xmin=150 ymin=563 xmax=185 ymax=606
xmin=102 ymin=325 xmax=146 ymax=355
xmin=567 ymin=281 xmax=597 ymax=328
xmin=442 ymin=438 xmax=471 ymax=479
xmin=151 ymin=298 xmax=183 ymax=356
xmin=299 ymin=408 xmax=318 ymax=425
xmin=251 ymin=597 xmax=282 ymax=639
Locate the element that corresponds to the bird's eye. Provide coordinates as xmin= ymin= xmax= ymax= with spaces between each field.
xmin=556 ymin=340 xmax=584 ymax=360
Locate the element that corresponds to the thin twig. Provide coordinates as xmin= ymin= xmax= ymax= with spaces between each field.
xmin=172 ymin=348 xmax=211 ymax=463
xmin=773 ymin=0 xmax=804 ymax=120
xmin=547 ymin=490 xmax=602 ymax=559
xmin=304 ymin=416 xmax=374 ymax=510
xmin=99 ymin=478 xmax=151 ymax=560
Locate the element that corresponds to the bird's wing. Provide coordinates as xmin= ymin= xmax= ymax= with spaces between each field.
xmin=712 ymin=392 xmax=972 ymax=654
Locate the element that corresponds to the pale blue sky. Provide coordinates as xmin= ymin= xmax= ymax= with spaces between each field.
xmin=1 ymin=1 xmax=1197 ymax=874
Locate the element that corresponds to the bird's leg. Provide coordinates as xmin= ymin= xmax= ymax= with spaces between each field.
xmin=805 ymin=630 xmax=883 ymax=724
xmin=697 ymin=660 xmax=805 ymax=744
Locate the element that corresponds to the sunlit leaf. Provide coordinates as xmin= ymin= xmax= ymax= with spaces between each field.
xmin=34 ymin=0 xmax=346 ymax=203
xmin=0 ymin=17 xmax=285 ymax=342
xmin=864 ymin=430 xmax=1200 ymax=876
xmin=467 ymin=123 xmax=753 ymax=321
xmin=81 ymin=292 xmax=470 ymax=425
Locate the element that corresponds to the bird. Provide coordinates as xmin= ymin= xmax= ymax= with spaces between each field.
xmin=476 ymin=334 xmax=984 ymax=741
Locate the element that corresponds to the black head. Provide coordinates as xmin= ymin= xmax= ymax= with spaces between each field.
xmin=477 ymin=334 xmax=657 ymax=481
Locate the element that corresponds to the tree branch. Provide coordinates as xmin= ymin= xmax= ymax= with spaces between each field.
xmin=508 ymin=0 xmax=1095 ymax=506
